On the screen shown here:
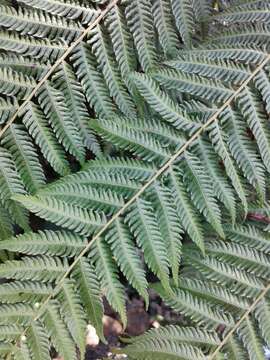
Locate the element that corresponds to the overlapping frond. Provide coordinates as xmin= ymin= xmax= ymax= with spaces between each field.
xmin=0 ymin=0 xmax=270 ymax=359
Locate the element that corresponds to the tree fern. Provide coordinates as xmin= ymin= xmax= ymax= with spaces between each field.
xmin=0 ymin=1 xmax=270 ymax=359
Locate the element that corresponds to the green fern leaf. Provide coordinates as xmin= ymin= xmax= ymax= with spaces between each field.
xmin=196 ymin=137 xmax=236 ymax=223
xmin=0 ymin=229 xmax=86 ymax=257
xmin=126 ymin=198 xmax=172 ymax=294
xmin=71 ymin=43 xmax=117 ymax=117
xmin=130 ymin=72 xmax=198 ymax=132
xmin=171 ymin=0 xmax=195 ymax=46
xmin=13 ymin=194 xmax=107 ymax=236
xmin=105 ymin=4 xmax=137 ymax=85
xmin=22 ymin=102 xmax=70 ymax=176
xmin=72 ymin=258 xmax=105 ymax=342
xmin=153 ymin=283 xmax=235 ymax=328
xmin=0 ymin=255 xmax=68 ymax=282
xmin=237 ymin=87 xmax=270 ymax=173
xmin=19 ymin=0 xmax=98 ymax=24
xmin=0 ymin=207 xmax=13 ymax=240
xmin=0 ymin=96 xmax=17 ymax=125
xmin=169 ymin=168 xmax=204 ymax=252
xmin=90 ymin=238 xmax=127 ymax=327
xmin=37 ymin=83 xmax=85 ymax=164
xmin=53 ymin=62 xmax=101 ymax=156
xmin=27 ymin=321 xmax=50 ymax=360
xmin=89 ymin=24 xmax=136 ymax=118
xmin=152 ymin=0 xmax=179 ymax=55
xmin=0 ymin=147 xmax=29 ymax=230
xmin=0 ymin=5 xmax=81 ymax=43
xmin=238 ymin=317 xmax=266 ymax=360
xmin=0 ymin=67 xmax=36 ymax=99
xmin=105 ymin=218 xmax=148 ymax=304
xmin=153 ymin=66 xmax=233 ymax=103
xmin=125 ymin=0 xmax=157 ymax=72
xmin=208 ymin=120 xmax=248 ymax=213
xmin=58 ymin=279 xmax=87 ymax=356
xmin=2 ymin=124 xmax=45 ymax=193
xmin=182 ymin=152 xmax=225 ymax=238
xmin=0 ymin=30 xmax=66 ymax=60
xmin=149 ymin=183 xmax=183 ymax=285
xmin=42 ymin=300 xmax=77 ymax=360
xmin=89 ymin=117 xmax=172 ymax=162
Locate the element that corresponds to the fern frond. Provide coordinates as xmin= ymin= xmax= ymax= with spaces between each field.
xmin=179 ymin=277 xmax=250 ymax=311
xmin=207 ymin=24 xmax=270 ymax=47
xmin=254 ymin=68 xmax=270 ymax=113
xmin=0 ymin=147 xmax=29 ymax=230
xmin=182 ymin=152 xmax=225 ymax=238
xmin=37 ymin=83 xmax=85 ymax=163
xmin=71 ymin=43 xmax=117 ymax=117
xmin=125 ymin=0 xmax=157 ymax=72
xmin=40 ymin=166 xmax=142 ymax=197
xmin=153 ymin=66 xmax=233 ymax=103
xmin=18 ymin=0 xmax=98 ymax=24
xmin=196 ymin=137 xmax=236 ymax=223
xmin=208 ymin=120 xmax=248 ymax=213
xmin=0 ymin=281 xmax=52 ymax=304
xmin=126 ymin=324 xmax=220 ymax=347
xmin=13 ymin=194 xmax=107 ymax=235
xmin=130 ymin=72 xmax=198 ymax=132
xmin=90 ymin=238 xmax=127 ymax=327
xmin=180 ymin=44 xmax=268 ymax=64
xmin=254 ymin=298 xmax=270 ymax=347
xmin=169 ymin=168 xmax=204 ymax=252
xmin=83 ymin=157 xmax=155 ymax=181
xmin=171 ymin=0 xmax=195 ymax=47
xmin=0 ymin=67 xmax=36 ymax=99
xmin=185 ymin=250 xmax=265 ymax=298
xmin=225 ymin=224 xmax=270 ymax=254
xmin=0 ymin=207 xmax=13 ymax=240
xmin=166 ymin=56 xmax=251 ymax=85
xmin=27 ymin=321 xmax=50 ymax=360
xmin=0 ymin=255 xmax=68 ymax=282
xmin=125 ymin=198 xmax=171 ymax=293
xmin=89 ymin=117 xmax=172 ymax=162
xmin=153 ymin=282 xmax=235 ymax=328
xmin=53 ymin=62 xmax=101 ymax=155
xmin=238 ymin=317 xmax=265 ymax=360
xmin=205 ymin=239 xmax=270 ymax=280
xmin=22 ymin=102 xmax=70 ymax=176
xmin=0 ymin=325 xmax=23 ymax=342
xmin=89 ymin=25 xmax=136 ymax=118
xmin=38 ymin=182 xmax=125 ymax=214
xmin=105 ymin=5 xmax=137 ymax=85
xmin=222 ymin=106 xmax=266 ymax=200
xmin=0 ymin=5 xmax=81 ymax=43
xmin=0 ymin=30 xmax=66 ymax=60
xmin=0 ymin=96 xmax=17 ymax=125
xmin=118 ymin=337 xmax=208 ymax=359
xmin=0 ymin=52 xmax=49 ymax=80
xmin=0 ymin=230 xmax=86 ymax=257
xmin=2 ymin=124 xmax=45 ymax=193
xmin=105 ymin=218 xmax=148 ymax=304
xmin=42 ymin=300 xmax=77 ymax=360
xmin=151 ymin=0 xmax=179 ymax=56
xmin=237 ymin=87 xmax=270 ymax=173
xmin=72 ymin=258 xmax=105 ymax=342
xmin=225 ymin=336 xmax=248 ymax=360
xmin=214 ymin=3 xmax=270 ymax=25
xmin=149 ymin=183 xmax=183 ymax=285
xmin=58 ymin=279 xmax=87 ymax=356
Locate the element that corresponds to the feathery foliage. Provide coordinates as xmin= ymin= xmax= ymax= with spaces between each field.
xmin=0 ymin=0 xmax=270 ymax=359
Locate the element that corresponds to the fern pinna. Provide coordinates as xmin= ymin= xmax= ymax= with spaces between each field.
xmin=0 ymin=0 xmax=270 ymax=359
